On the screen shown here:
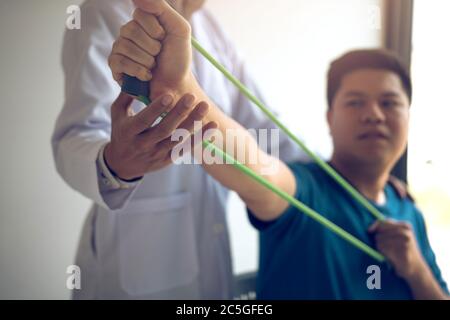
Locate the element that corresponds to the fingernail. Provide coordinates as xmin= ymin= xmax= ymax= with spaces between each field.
xmin=184 ymin=95 xmax=195 ymax=107
xmin=162 ymin=95 xmax=173 ymax=106
xmin=197 ymin=103 xmax=209 ymax=114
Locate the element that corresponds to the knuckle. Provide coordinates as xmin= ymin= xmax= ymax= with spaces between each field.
xmin=135 ymin=115 xmax=149 ymax=131
xmin=131 ymin=64 xmax=141 ymax=77
xmin=155 ymin=26 xmax=166 ymax=39
xmin=111 ymin=41 xmax=118 ymax=53
xmin=115 ymin=39 xmax=126 ymax=53
xmin=156 ymin=126 xmax=171 ymax=140
xmin=118 ymin=56 xmax=128 ymax=68
xmin=176 ymin=105 xmax=190 ymax=116
xmin=108 ymin=54 xmax=114 ymax=68
xmin=135 ymin=138 xmax=148 ymax=152
xmin=119 ymin=24 xmax=127 ymax=36
xmin=181 ymin=22 xmax=192 ymax=37
xmin=133 ymin=8 xmax=145 ymax=22
xmin=400 ymin=234 xmax=410 ymax=243
xmin=154 ymin=130 xmax=167 ymax=141
xmin=120 ymin=39 xmax=134 ymax=57
xmin=118 ymin=126 xmax=130 ymax=139
xmin=149 ymin=41 xmax=162 ymax=56
xmin=139 ymin=67 xmax=150 ymax=80
xmin=147 ymin=55 xmax=156 ymax=68
xmin=129 ymin=21 xmax=141 ymax=38
xmin=121 ymin=21 xmax=137 ymax=39
xmin=109 ymin=53 xmax=122 ymax=70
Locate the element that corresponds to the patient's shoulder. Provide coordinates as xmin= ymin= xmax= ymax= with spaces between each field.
xmin=388 ymin=175 xmax=415 ymax=202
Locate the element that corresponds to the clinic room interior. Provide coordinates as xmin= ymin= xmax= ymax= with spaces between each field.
xmin=0 ymin=0 xmax=449 ymax=300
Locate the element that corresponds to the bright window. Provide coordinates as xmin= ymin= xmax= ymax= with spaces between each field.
xmin=409 ymin=0 xmax=450 ymax=283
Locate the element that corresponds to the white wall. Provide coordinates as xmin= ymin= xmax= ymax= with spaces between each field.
xmin=0 ymin=0 xmax=381 ymax=299
xmin=0 ymin=0 xmax=86 ymax=299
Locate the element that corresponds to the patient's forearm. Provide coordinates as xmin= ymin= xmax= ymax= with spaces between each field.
xmin=185 ymin=76 xmax=295 ymax=220
xmin=201 ymin=103 xmax=295 ymax=220
xmin=405 ymin=263 xmax=449 ymax=300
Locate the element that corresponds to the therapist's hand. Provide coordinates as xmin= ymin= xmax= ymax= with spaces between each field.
xmin=109 ymin=0 xmax=194 ymax=100
xmin=104 ymin=92 xmax=214 ymax=181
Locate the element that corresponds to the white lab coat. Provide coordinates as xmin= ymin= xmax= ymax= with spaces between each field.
xmin=52 ymin=0 xmax=308 ymax=299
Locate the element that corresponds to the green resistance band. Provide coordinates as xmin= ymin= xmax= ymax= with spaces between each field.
xmin=121 ymin=38 xmax=387 ymax=261
xmin=191 ymin=37 xmax=386 ymax=222
xmin=202 ymin=140 xmax=385 ymax=263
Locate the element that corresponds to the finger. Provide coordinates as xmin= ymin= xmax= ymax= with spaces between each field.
xmin=379 ymin=227 xmax=412 ymax=240
xmin=113 ymin=36 xmax=157 ymax=70
xmin=154 ymin=134 xmax=185 ymax=159
xmin=376 ymin=242 xmax=395 ymax=259
xmin=176 ymin=101 xmax=210 ymax=134
xmin=120 ymin=20 xmax=162 ymax=56
xmin=371 ymin=219 xmax=405 ymax=233
xmin=155 ymin=120 xmax=218 ymax=162
xmin=375 ymin=232 xmax=410 ymax=245
xmin=368 ymin=220 xmax=380 ymax=233
xmin=133 ymin=0 xmax=191 ymax=38
xmin=133 ymin=9 xmax=166 ymax=40
xmin=108 ymin=53 xmax=152 ymax=82
xmin=187 ymin=121 xmax=219 ymax=151
xmin=146 ymin=94 xmax=197 ymax=142
xmin=130 ymin=94 xmax=175 ymax=135
xmin=376 ymin=239 xmax=403 ymax=258
xmin=111 ymin=92 xmax=134 ymax=122
xmin=144 ymin=135 xmax=184 ymax=167
xmin=113 ymin=72 xmax=124 ymax=86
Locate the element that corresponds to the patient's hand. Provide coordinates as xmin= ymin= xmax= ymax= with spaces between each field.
xmin=369 ymin=219 xmax=427 ymax=280
xmin=109 ymin=0 xmax=194 ymax=100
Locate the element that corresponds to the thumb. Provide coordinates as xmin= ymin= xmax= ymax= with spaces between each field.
xmin=133 ymin=0 xmax=191 ymax=38
xmin=111 ymin=92 xmax=134 ymax=121
xmin=368 ymin=220 xmax=380 ymax=234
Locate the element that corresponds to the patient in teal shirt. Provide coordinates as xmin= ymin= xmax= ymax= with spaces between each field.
xmin=249 ymin=162 xmax=449 ymax=299
xmin=187 ymin=48 xmax=450 ymax=299
xmin=242 ymin=50 xmax=449 ymax=299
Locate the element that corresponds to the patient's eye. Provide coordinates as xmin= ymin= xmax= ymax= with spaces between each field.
xmin=380 ymin=99 xmax=400 ymax=108
xmin=346 ymin=99 xmax=365 ymax=108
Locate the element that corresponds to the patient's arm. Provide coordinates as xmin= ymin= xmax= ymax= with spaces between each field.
xmin=182 ymin=74 xmax=296 ymax=221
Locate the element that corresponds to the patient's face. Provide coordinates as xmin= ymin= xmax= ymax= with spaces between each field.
xmin=327 ymin=69 xmax=410 ymax=169
xmin=166 ymin=0 xmax=206 ymax=20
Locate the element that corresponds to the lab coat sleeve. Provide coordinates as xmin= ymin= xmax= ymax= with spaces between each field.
xmin=51 ymin=2 xmax=138 ymax=210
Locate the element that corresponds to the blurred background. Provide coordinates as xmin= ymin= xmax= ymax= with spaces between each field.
xmin=0 ymin=0 xmax=448 ymax=299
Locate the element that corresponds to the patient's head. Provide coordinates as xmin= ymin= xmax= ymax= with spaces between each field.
xmin=326 ymin=49 xmax=412 ymax=170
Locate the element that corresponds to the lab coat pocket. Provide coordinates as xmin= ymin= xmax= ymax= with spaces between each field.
xmin=117 ymin=192 xmax=199 ymax=296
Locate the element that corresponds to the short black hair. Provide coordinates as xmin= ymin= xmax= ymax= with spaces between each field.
xmin=327 ymin=49 xmax=412 ymax=109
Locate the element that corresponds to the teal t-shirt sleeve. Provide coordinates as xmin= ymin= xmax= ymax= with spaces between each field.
xmin=415 ymin=211 xmax=449 ymax=295
xmin=247 ymin=162 xmax=317 ymax=231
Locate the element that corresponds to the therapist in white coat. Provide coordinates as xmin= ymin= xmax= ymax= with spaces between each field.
xmin=52 ymin=0 xmax=308 ymax=299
